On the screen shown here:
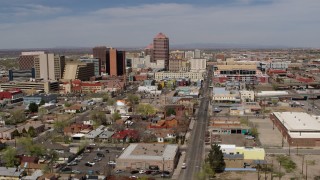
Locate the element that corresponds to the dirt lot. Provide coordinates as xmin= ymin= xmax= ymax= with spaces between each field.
xmin=249 ymin=118 xmax=287 ymax=147
xmin=215 ymin=154 xmax=320 ymax=179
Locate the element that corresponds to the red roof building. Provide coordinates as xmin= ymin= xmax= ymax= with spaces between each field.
xmin=112 ymin=129 xmax=139 ymax=143
xmin=0 ymin=89 xmax=23 ymax=103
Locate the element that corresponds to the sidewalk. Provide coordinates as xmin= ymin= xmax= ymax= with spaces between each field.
xmin=171 ymin=151 xmax=186 ymax=179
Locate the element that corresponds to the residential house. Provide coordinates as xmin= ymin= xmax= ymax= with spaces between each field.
xmin=0 ymin=167 xmax=25 ymax=180
xmin=153 ymin=129 xmax=176 ymax=143
xmin=112 ymin=129 xmax=139 ymax=143
xmin=64 ymin=104 xmax=86 ymax=114
xmin=165 ymin=104 xmax=186 ymax=118
xmin=37 ymin=173 xmax=58 ymax=180
xmin=98 ymin=129 xmax=114 ymax=142
xmin=85 ymin=125 xmax=105 ymax=142
xmin=176 ymin=97 xmax=195 ymax=116
xmin=64 ymin=123 xmax=93 ymax=136
xmin=148 ymin=116 xmax=178 ymax=129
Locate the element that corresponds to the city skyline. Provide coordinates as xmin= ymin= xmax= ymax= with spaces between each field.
xmin=1 ymin=0 xmax=320 ymax=49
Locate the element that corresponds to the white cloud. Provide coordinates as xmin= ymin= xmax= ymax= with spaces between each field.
xmin=0 ymin=0 xmax=320 ymax=48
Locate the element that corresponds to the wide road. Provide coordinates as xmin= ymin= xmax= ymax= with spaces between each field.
xmin=180 ymin=66 xmax=213 ymax=180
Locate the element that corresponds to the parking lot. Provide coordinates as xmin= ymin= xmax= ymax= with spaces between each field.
xmin=250 ymin=118 xmax=287 ymax=147
xmin=60 ymin=146 xmax=122 ymax=175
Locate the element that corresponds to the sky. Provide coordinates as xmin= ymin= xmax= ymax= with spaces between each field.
xmin=0 ymin=0 xmax=320 ymax=49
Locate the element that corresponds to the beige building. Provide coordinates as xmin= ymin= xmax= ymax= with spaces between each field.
xmin=0 ymin=81 xmax=59 ymax=93
xmin=154 ymin=72 xmax=204 ymax=82
xmin=116 ymin=143 xmax=179 ymax=172
xmin=240 ymin=90 xmax=255 ymax=102
xmin=190 ymin=58 xmax=206 ymax=72
xmin=63 ymin=62 xmax=94 ymax=81
xmin=169 ymin=59 xmax=189 ymax=72
xmin=34 ymin=53 xmax=65 ymax=80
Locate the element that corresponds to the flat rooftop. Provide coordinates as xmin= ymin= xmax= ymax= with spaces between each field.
xmin=273 ymin=112 xmax=320 ymax=138
xmin=118 ymin=143 xmax=178 ymax=161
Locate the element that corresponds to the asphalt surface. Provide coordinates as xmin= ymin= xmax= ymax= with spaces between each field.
xmin=180 ymin=66 xmax=213 ymax=180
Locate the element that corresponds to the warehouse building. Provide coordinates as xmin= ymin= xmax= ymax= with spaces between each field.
xmin=270 ymin=112 xmax=320 ymax=147
xmin=116 ymin=143 xmax=179 ymax=172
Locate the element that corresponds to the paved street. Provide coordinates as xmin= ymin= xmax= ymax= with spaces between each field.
xmin=180 ymin=66 xmax=213 ymax=180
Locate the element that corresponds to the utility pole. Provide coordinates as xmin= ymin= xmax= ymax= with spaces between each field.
xmin=279 ymin=162 xmax=281 ymax=180
xmin=306 ymin=160 xmax=308 ymax=180
xmin=302 ymin=155 xmax=304 ymax=174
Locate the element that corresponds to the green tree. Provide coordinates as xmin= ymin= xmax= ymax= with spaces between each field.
xmin=38 ymin=108 xmax=47 ymax=122
xmin=196 ymin=162 xmax=215 ymax=180
xmin=90 ymin=110 xmax=107 ymax=125
xmin=21 ymin=128 xmax=28 ymax=137
xmin=17 ymin=137 xmax=45 ymax=157
xmin=7 ymin=109 xmax=26 ymax=125
xmin=112 ymin=112 xmax=121 ymax=121
xmin=39 ymin=99 xmax=45 ymax=106
xmin=29 ymin=102 xmax=38 ymax=113
xmin=157 ymin=83 xmax=163 ymax=90
xmin=136 ymin=103 xmax=156 ymax=116
xmin=53 ymin=120 xmax=69 ymax=134
xmin=11 ymin=129 xmax=20 ymax=138
xmin=206 ymin=144 xmax=225 ymax=173
xmin=28 ymin=126 xmax=37 ymax=137
xmin=127 ymin=94 xmax=139 ymax=113
xmin=64 ymin=102 xmax=71 ymax=107
xmin=250 ymin=126 xmax=259 ymax=138
xmin=107 ymin=98 xmax=116 ymax=106
xmin=3 ymin=147 xmax=19 ymax=167
xmin=102 ymin=93 xmax=110 ymax=102
xmin=166 ymin=108 xmax=176 ymax=116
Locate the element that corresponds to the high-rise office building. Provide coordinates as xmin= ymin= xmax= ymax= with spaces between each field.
xmin=194 ymin=49 xmax=201 ymax=59
xmin=79 ymin=58 xmax=101 ymax=76
xmin=93 ymin=46 xmax=107 ymax=73
xmin=34 ymin=53 xmax=65 ymax=80
xmin=105 ymin=48 xmax=126 ymax=77
xmin=153 ymin=33 xmax=169 ymax=70
xmin=18 ymin=51 xmax=46 ymax=70
xmin=144 ymin=43 xmax=154 ymax=62
xmin=63 ymin=62 xmax=94 ymax=81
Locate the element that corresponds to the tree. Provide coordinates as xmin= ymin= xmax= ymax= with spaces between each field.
xmin=28 ymin=126 xmax=37 ymax=137
xmin=197 ymin=162 xmax=215 ymax=180
xmin=38 ymin=108 xmax=47 ymax=122
xmin=136 ymin=104 xmax=156 ymax=116
xmin=3 ymin=147 xmax=19 ymax=167
xmin=11 ymin=129 xmax=20 ymax=138
xmin=17 ymin=137 xmax=45 ymax=157
xmin=21 ymin=128 xmax=28 ymax=137
xmin=166 ymin=108 xmax=176 ymax=116
xmin=39 ymin=99 xmax=45 ymax=106
xmin=127 ymin=94 xmax=140 ymax=113
xmin=102 ymin=93 xmax=110 ymax=102
xmin=64 ymin=102 xmax=71 ymax=107
xmin=272 ymin=99 xmax=279 ymax=106
xmin=250 ymin=126 xmax=259 ymax=138
xmin=112 ymin=112 xmax=121 ymax=121
xmin=157 ymin=83 xmax=163 ymax=90
xmin=53 ymin=120 xmax=69 ymax=134
xmin=107 ymin=98 xmax=116 ymax=106
xmin=7 ymin=110 xmax=26 ymax=125
xmin=206 ymin=144 xmax=225 ymax=173
xmin=90 ymin=110 xmax=107 ymax=125
xmin=29 ymin=102 xmax=39 ymax=113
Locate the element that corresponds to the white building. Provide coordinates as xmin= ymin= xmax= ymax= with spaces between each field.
xmin=154 ymin=72 xmax=204 ymax=82
xmin=131 ymin=55 xmax=165 ymax=69
xmin=189 ymin=58 xmax=206 ymax=72
xmin=194 ymin=49 xmax=201 ymax=59
xmin=240 ymin=90 xmax=255 ymax=102
xmin=184 ymin=51 xmax=194 ymax=60
xmin=212 ymin=88 xmax=240 ymax=103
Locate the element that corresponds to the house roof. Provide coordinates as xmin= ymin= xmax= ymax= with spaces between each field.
xmin=0 ymin=167 xmax=24 ymax=177
xmin=112 ymin=129 xmax=139 ymax=140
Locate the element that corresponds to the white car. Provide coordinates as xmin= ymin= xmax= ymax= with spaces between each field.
xmin=108 ymin=161 xmax=116 ymax=165
xmin=182 ymin=163 xmax=187 ymax=169
xmin=139 ymin=169 xmax=146 ymax=174
xmin=87 ymin=161 xmax=95 ymax=166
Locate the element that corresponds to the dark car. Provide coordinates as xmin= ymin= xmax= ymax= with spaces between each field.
xmin=61 ymin=167 xmax=72 ymax=173
xmin=145 ymin=170 xmax=153 ymax=175
xmin=97 ymin=153 xmax=105 ymax=157
xmin=85 ymin=162 xmax=93 ymax=167
xmin=149 ymin=165 xmax=159 ymax=171
xmin=131 ymin=170 xmax=139 ymax=174
xmin=151 ymin=171 xmax=160 ymax=176
xmin=106 ymin=149 xmax=110 ymax=153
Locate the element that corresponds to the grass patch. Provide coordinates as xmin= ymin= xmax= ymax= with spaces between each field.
xmin=276 ymin=155 xmax=297 ymax=173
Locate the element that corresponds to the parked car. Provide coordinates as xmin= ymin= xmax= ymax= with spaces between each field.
xmin=108 ymin=161 xmax=116 ymax=165
xmin=151 ymin=171 xmax=160 ymax=176
xmin=94 ymin=156 xmax=102 ymax=162
xmin=131 ymin=170 xmax=139 ymax=174
xmin=115 ymin=169 xmax=124 ymax=174
xmin=67 ymin=161 xmax=78 ymax=166
xmin=182 ymin=163 xmax=187 ymax=169
xmin=60 ymin=167 xmax=72 ymax=173
xmin=245 ymin=136 xmax=255 ymax=140
xmin=139 ymin=170 xmax=146 ymax=174
xmin=97 ymin=152 xmax=105 ymax=157
xmin=72 ymin=170 xmax=81 ymax=174
xmin=106 ymin=149 xmax=110 ymax=153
